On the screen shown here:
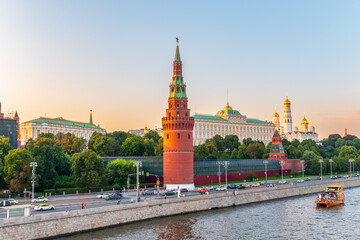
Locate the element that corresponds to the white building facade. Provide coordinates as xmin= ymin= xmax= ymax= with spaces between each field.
xmin=20 ymin=112 xmax=106 ymax=145
xmin=273 ymin=96 xmax=319 ymax=142
xmin=193 ymin=103 xmax=275 ymax=146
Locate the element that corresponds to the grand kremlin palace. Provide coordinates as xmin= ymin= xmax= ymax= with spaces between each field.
xmin=20 ymin=111 xmax=106 ymax=145
xmin=193 ymin=102 xmax=275 ymax=146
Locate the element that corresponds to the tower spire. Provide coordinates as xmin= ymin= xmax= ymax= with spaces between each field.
xmin=170 ymin=38 xmax=186 ymax=99
xmin=174 ymin=37 xmax=181 ymax=62
xmin=89 ymin=110 xmax=93 ymax=125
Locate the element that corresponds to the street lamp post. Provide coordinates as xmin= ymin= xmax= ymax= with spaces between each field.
xmin=133 ymin=161 xmax=142 ymax=203
xmin=301 ymin=160 xmax=305 ymax=179
xmin=263 ymin=160 xmax=269 ymax=184
xmin=223 ymin=161 xmax=230 ymax=188
xmin=30 ymin=162 xmax=37 ymax=202
xmin=319 ymin=159 xmax=323 ymax=180
xmin=349 ymin=159 xmax=355 ymax=177
xmin=280 ymin=160 xmax=284 ymax=182
xmin=216 ymin=161 xmax=222 ymax=187
xmin=329 ymin=159 xmax=333 ymax=177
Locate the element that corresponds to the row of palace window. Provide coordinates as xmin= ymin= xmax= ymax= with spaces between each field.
xmin=23 ymin=127 xmax=103 ymax=141
xmin=194 ymin=132 xmax=270 ymax=141
xmin=194 ymin=124 xmax=273 ymax=134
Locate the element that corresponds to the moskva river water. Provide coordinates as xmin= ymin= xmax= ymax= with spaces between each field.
xmin=60 ymin=187 xmax=360 ymax=240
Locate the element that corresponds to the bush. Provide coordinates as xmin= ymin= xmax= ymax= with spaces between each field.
xmin=273 ymin=173 xmax=280 ymax=178
xmin=290 ymin=171 xmax=299 ymax=177
xmin=246 ymin=173 xmax=257 ymax=182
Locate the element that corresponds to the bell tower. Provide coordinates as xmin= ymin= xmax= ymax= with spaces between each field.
xmin=162 ymin=38 xmax=195 ymax=190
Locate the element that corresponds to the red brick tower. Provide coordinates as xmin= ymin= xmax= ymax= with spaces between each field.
xmin=162 ymin=38 xmax=195 ymax=190
xmin=269 ymin=130 xmax=288 ymax=170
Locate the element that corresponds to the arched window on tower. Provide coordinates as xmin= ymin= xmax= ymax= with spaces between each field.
xmin=169 ymin=113 xmax=171 ymax=118
xmin=188 ymin=133 xmax=190 ymax=139
xmin=167 ymin=134 xmax=169 ymax=139
xmin=177 ymin=112 xmax=180 ymax=117
xmin=177 ymin=133 xmax=180 ymax=139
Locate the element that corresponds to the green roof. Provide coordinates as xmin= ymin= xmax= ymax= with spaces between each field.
xmin=24 ymin=117 xmax=104 ymax=130
xmin=246 ymin=118 xmax=272 ymax=125
xmin=193 ymin=114 xmax=227 ymax=121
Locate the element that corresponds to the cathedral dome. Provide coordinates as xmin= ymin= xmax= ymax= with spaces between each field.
xmin=301 ymin=115 xmax=309 ymax=125
xmin=284 ymin=96 xmax=291 ymax=105
xmin=273 ymin=111 xmax=279 ymax=117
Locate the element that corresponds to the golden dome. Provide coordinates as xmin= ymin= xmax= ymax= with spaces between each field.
xmin=273 ymin=111 xmax=279 ymax=117
xmin=301 ymin=115 xmax=309 ymax=125
xmin=224 ymin=101 xmax=233 ymax=110
xmin=284 ymin=96 xmax=291 ymax=105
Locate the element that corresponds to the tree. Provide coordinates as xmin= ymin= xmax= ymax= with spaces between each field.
xmin=223 ymin=135 xmax=240 ymax=152
xmin=93 ymin=135 xmax=114 ymax=156
xmin=212 ymin=135 xmax=224 ymax=152
xmin=26 ymin=135 xmax=72 ymax=189
xmin=0 ymin=136 xmax=14 ymax=188
xmin=107 ymin=131 xmax=132 ymax=156
xmin=246 ymin=173 xmax=257 ymax=182
xmin=143 ymin=139 xmax=156 ymax=156
xmin=338 ymin=146 xmax=358 ymax=159
xmin=105 ymin=159 xmax=137 ymax=186
xmin=72 ymin=149 xmax=105 ymax=188
xmin=144 ymin=130 xmax=161 ymax=143
xmin=301 ymin=150 xmax=321 ymax=175
xmin=121 ymin=136 xmax=145 ymax=156
xmin=155 ymin=137 xmax=163 ymax=156
xmin=245 ymin=143 xmax=265 ymax=159
xmin=54 ymin=133 xmax=86 ymax=155
xmin=237 ymin=145 xmax=248 ymax=159
xmin=3 ymin=149 xmax=34 ymax=192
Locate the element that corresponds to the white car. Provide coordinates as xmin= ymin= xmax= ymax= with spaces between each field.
xmin=97 ymin=193 xmax=111 ymax=199
xmin=278 ymin=180 xmax=287 ymax=184
xmin=32 ymin=197 xmax=48 ymax=203
xmin=297 ymin=179 xmax=304 ymax=183
xmin=34 ymin=204 xmax=55 ymax=211
xmin=8 ymin=199 xmax=18 ymax=204
xmin=216 ymin=186 xmax=227 ymax=191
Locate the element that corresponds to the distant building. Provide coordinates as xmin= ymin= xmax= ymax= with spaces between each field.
xmin=193 ymin=102 xmax=275 ymax=146
xmin=272 ymin=95 xmax=319 ymax=142
xmin=0 ymin=102 xmax=18 ymax=148
xmin=20 ymin=110 xmax=106 ymax=145
xmin=128 ymin=124 xmax=163 ymax=137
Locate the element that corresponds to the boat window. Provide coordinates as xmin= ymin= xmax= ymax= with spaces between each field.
xmin=327 ymin=187 xmax=340 ymax=191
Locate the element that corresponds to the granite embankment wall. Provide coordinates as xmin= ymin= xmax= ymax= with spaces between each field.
xmin=1 ymin=178 xmax=360 ymax=240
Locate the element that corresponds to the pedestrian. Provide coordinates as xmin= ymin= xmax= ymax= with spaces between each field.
xmin=83 ymin=203 xmax=86 ymax=209
xmin=81 ymin=203 xmax=84 ymax=209
xmin=131 ymin=198 xmax=134 ymax=203
xmin=164 ymin=196 xmax=167 ymax=199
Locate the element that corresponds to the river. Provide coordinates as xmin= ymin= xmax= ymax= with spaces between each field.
xmin=59 ymin=187 xmax=360 ymax=240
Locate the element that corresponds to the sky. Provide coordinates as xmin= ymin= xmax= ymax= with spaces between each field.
xmin=1 ymin=0 xmax=360 ymax=140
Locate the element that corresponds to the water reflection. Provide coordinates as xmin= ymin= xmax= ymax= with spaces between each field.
xmin=154 ymin=218 xmax=198 ymax=240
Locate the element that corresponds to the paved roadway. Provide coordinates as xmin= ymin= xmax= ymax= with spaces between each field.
xmin=0 ymin=176 xmax=349 ymax=219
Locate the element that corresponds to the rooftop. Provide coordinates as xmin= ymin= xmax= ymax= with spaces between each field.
xmin=23 ymin=117 xmax=104 ymax=130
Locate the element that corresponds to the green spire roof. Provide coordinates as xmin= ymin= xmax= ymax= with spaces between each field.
xmin=90 ymin=110 xmax=93 ymax=125
xmin=174 ymin=37 xmax=181 ymax=62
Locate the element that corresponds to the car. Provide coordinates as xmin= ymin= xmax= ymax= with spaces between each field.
xmin=180 ymin=188 xmax=188 ymax=193
xmin=227 ymin=184 xmax=236 ymax=189
xmin=316 ymin=176 xmax=322 ymax=180
xmin=142 ymin=190 xmax=155 ymax=195
xmin=32 ymin=197 xmax=48 ymax=203
xmin=330 ymin=175 xmax=338 ymax=179
xmin=215 ymin=186 xmax=227 ymax=191
xmin=97 ymin=193 xmax=111 ymax=199
xmin=259 ymin=182 xmax=265 ymax=185
xmin=304 ymin=177 xmax=311 ymax=181
xmin=105 ymin=193 xmax=123 ymax=200
xmin=0 ymin=200 xmax=11 ymax=207
xmin=8 ymin=199 xmax=18 ymax=205
xmin=344 ymin=175 xmax=349 ymax=179
xmin=236 ymin=184 xmax=246 ymax=189
xmin=278 ymin=180 xmax=287 ymax=184
xmin=34 ymin=204 xmax=55 ymax=211
xmin=297 ymin=179 xmax=304 ymax=183
xmin=198 ymin=187 xmax=210 ymax=194
xmin=163 ymin=190 xmax=177 ymax=196
xmin=251 ymin=183 xmax=260 ymax=187
xmin=244 ymin=184 xmax=251 ymax=188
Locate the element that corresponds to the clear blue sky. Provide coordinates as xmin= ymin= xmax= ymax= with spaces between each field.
xmin=1 ymin=0 xmax=360 ymax=139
